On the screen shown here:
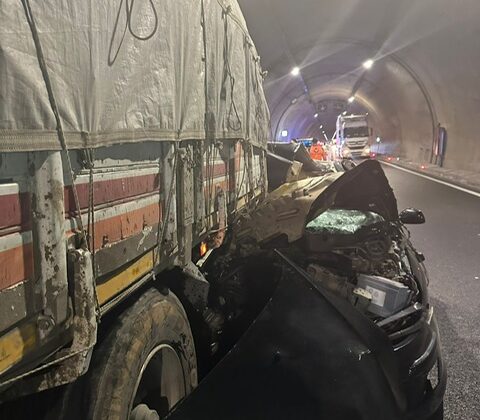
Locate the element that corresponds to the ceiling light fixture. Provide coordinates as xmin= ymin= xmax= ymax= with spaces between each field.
xmin=348 ymin=96 xmax=355 ymax=103
xmin=291 ymin=66 xmax=300 ymax=76
xmin=363 ymin=59 xmax=374 ymax=70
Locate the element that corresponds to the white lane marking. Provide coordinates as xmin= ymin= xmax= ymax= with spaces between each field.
xmin=380 ymin=161 xmax=480 ymax=198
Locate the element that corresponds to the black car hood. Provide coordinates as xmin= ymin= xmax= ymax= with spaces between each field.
xmin=308 ymin=159 xmax=399 ymax=223
xmin=167 ymin=251 xmax=406 ymax=420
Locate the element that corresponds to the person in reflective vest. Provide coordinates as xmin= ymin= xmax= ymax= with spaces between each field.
xmin=310 ymin=139 xmax=326 ymax=160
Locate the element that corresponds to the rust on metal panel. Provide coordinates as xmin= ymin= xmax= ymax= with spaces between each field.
xmin=177 ymin=146 xmax=195 ymax=266
xmin=94 ymin=223 xmax=160 ymax=277
xmin=29 ymin=151 xmax=68 ymax=327
xmin=64 ymin=195 xmax=163 ymax=253
xmin=32 ymin=249 xmax=98 ymax=392
xmin=89 ymin=202 xmax=161 ymax=250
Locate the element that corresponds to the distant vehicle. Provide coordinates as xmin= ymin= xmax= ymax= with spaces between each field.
xmin=296 ymin=138 xmax=314 ymax=148
xmin=336 ymin=114 xmax=373 ymax=158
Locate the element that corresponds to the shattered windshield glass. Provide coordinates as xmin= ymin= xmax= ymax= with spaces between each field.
xmin=306 ymin=209 xmax=385 ymax=235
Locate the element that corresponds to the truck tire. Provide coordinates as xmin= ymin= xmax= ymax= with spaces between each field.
xmin=63 ymin=288 xmax=197 ymax=420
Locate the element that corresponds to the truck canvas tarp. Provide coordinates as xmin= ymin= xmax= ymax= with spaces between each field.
xmin=0 ymin=0 xmax=270 ymax=150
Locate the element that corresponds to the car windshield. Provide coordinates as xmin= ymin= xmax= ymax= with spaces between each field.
xmin=306 ymin=209 xmax=384 ymax=235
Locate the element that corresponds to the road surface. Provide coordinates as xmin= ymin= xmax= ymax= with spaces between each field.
xmin=381 ymin=163 xmax=480 ymax=420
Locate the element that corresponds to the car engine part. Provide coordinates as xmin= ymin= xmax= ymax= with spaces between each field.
xmin=357 ymin=274 xmax=412 ymax=318
xmin=301 ymin=209 xmax=420 ymax=323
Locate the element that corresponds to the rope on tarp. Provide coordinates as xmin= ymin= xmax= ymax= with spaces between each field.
xmin=21 ymin=0 xmax=88 ymax=247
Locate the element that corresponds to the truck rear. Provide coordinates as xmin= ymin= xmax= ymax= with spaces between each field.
xmin=0 ymin=0 xmax=269 ymax=417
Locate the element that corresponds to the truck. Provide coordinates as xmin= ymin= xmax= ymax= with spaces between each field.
xmin=336 ymin=113 xmax=373 ymax=158
xmin=0 ymin=1 xmax=445 ymax=419
xmin=0 ymin=0 xmax=269 ymax=417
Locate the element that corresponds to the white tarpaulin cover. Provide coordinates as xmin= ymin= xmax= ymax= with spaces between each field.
xmin=0 ymin=0 xmax=270 ymax=151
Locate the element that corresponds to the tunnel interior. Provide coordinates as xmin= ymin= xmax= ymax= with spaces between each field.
xmin=238 ymin=0 xmax=480 ymax=173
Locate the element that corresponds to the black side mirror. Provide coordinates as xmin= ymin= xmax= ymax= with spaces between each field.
xmin=399 ymin=208 xmax=425 ymax=225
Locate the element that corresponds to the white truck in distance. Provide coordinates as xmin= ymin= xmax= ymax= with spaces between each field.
xmin=336 ymin=114 xmax=373 ymax=158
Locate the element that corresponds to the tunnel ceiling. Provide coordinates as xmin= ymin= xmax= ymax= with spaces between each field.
xmin=237 ymin=0 xmax=480 ymax=172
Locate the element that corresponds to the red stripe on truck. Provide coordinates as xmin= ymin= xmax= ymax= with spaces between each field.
xmin=88 ymin=202 xmax=162 ymax=250
xmin=0 ymin=193 xmax=31 ymax=234
xmin=0 ymin=243 xmax=33 ymax=289
xmin=64 ymin=173 xmax=160 ymax=216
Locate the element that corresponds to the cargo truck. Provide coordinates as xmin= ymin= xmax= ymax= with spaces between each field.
xmin=0 ymin=0 xmax=269 ymax=417
xmin=0 ymin=1 xmax=445 ymax=419
xmin=336 ymin=113 xmax=373 ymax=158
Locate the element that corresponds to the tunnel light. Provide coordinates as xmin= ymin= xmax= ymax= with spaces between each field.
xmin=319 ymin=124 xmax=323 ymax=129
xmin=420 ymin=164 xmax=426 ymax=170
xmin=376 ymin=137 xmax=381 ymax=143
xmin=291 ymin=66 xmax=300 ymax=76
xmin=363 ymin=59 xmax=374 ymax=70
xmin=291 ymin=98 xmax=298 ymax=104
xmin=281 ymin=129 xmax=288 ymax=138
xmin=314 ymin=113 xmax=318 ymax=118
xmin=342 ymin=111 xmax=347 ymax=115
xmin=348 ymin=96 xmax=355 ymax=103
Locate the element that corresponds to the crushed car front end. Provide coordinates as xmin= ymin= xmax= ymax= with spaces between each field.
xmin=168 ymin=160 xmax=446 ymax=420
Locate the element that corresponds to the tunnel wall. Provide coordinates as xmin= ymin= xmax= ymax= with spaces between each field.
xmin=239 ymin=0 xmax=480 ymax=174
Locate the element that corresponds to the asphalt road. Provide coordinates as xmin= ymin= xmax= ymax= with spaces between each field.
xmin=380 ymin=163 xmax=480 ymax=420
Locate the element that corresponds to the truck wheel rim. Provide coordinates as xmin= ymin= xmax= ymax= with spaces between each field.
xmin=130 ymin=344 xmax=186 ymax=419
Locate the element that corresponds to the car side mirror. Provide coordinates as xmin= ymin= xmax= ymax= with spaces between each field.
xmin=399 ymin=208 xmax=425 ymax=225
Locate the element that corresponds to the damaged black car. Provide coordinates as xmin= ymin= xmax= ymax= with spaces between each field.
xmin=169 ymin=160 xmax=446 ymax=420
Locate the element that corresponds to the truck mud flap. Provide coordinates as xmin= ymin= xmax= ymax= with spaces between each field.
xmin=168 ymin=251 xmax=406 ymax=420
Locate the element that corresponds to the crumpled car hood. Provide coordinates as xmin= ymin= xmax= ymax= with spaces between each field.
xmin=167 ymin=250 xmax=405 ymax=420
xmin=235 ymin=160 xmax=398 ymax=247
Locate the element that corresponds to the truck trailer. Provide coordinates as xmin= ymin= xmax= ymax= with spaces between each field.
xmin=0 ymin=0 xmax=269 ymax=416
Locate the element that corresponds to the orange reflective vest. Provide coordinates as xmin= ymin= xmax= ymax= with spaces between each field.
xmin=310 ymin=144 xmax=325 ymax=160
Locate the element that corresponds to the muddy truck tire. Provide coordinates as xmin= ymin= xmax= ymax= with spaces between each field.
xmin=59 ymin=288 xmax=197 ymax=420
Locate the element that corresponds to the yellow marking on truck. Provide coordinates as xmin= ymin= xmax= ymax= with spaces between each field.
xmin=96 ymin=251 xmax=154 ymax=305
xmin=0 ymin=323 xmax=36 ymax=375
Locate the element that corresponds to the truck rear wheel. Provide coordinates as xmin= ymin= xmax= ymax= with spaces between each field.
xmin=64 ymin=288 xmax=197 ymax=420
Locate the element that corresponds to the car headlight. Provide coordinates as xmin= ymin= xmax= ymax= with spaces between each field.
xmin=364 ymin=146 xmax=371 ymax=154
